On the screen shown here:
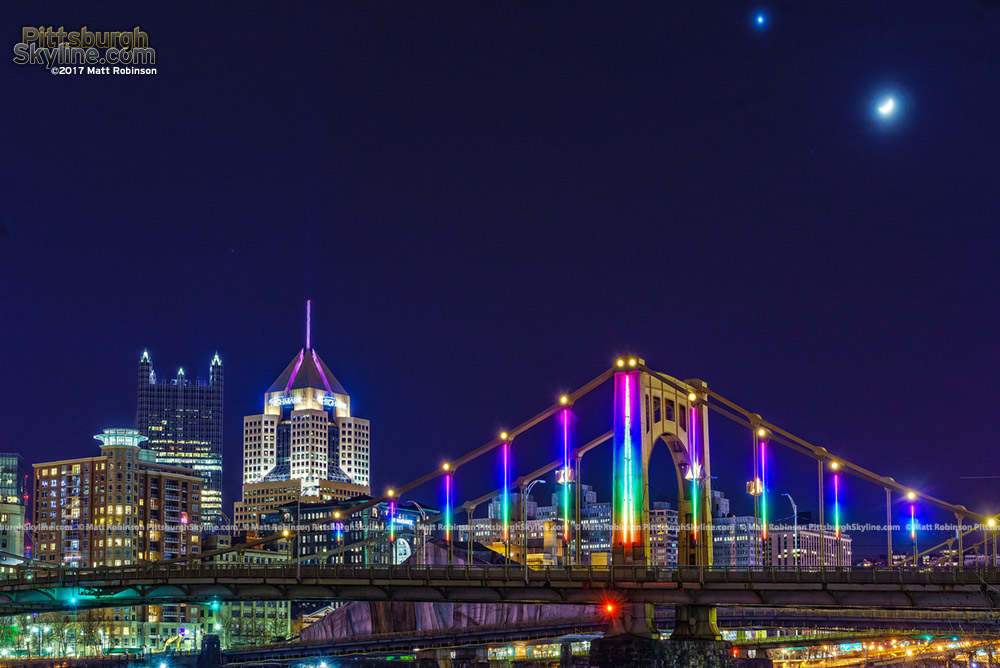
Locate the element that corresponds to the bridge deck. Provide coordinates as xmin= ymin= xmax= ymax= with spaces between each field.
xmin=2 ymin=565 xmax=1000 ymax=614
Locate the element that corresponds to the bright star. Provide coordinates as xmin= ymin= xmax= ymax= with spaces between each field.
xmin=753 ymin=12 xmax=768 ymax=29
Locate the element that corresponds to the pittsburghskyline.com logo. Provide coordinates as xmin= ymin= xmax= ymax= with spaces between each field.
xmin=12 ymin=26 xmax=157 ymax=75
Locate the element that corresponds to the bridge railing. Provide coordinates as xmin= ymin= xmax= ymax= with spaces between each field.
xmin=4 ymin=563 xmax=1000 ymax=589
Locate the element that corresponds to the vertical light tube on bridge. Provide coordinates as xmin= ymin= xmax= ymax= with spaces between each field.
xmin=502 ymin=439 xmax=511 ymax=543
xmin=910 ymin=504 xmax=916 ymax=541
xmin=833 ymin=473 xmax=841 ymax=539
xmin=561 ymin=406 xmax=572 ymax=543
xmin=444 ymin=471 xmax=453 ymax=542
xmin=389 ymin=500 xmax=397 ymax=543
xmin=690 ymin=404 xmax=698 ymax=542
xmin=760 ymin=438 xmax=768 ymax=541
xmin=613 ymin=370 xmax=643 ymax=547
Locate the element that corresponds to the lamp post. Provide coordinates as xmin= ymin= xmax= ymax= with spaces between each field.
xmin=218 ymin=510 xmax=234 ymax=541
xmin=988 ymin=519 xmax=996 ymax=568
xmin=885 ymin=488 xmax=893 ymax=566
xmin=464 ymin=502 xmax=478 ymax=565
xmin=574 ymin=453 xmax=583 ymax=565
xmin=521 ymin=479 xmax=546 ymax=567
xmin=296 ymin=495 xmax=302 ymax=581
xmin=405 ymin=499 xmax=428 ymax=564
xmin=782 ymin=493 xmax=798 ymax=568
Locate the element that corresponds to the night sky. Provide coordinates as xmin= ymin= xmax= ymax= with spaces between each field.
xmin=3 ymin=2 xmax=1000 ymax=557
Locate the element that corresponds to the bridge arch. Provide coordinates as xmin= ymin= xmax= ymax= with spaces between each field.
xmin=611 ymin=363 xmax=714 ymax=568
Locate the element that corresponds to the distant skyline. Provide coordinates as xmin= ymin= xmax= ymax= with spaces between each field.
xmin=4 ymin=3 xmax=1000 ymax=559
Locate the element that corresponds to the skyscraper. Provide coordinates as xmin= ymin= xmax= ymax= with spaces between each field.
xmin=33 ymin=428 xmax=204 ymax=649
xmin=0 ymin=453 xmax=25 ymax=571
xmin=241 ymin=301 xmax=370 ymax=494
xmin=137 ymin=350 xmax=224 ymax=526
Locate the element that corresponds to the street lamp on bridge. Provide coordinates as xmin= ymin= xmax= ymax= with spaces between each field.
xmin=521 ymin=479 xmax=546 ymax=569
xmin=782 ymin=493 xmax=798 ymax=568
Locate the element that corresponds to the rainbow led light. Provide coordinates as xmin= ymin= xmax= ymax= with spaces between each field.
xmin=833 ymin=473 xmax=841 ymax=538
xmin=760 ymin=439 xmax=768 ymax=540
xmin=561 ymin=407 xmax=571 ymax=543
xmin=910 ymin=504 xmax=916 ymax=541
xmin=389 ymin=501 xmax=397 ymax=543
xmin=613 ymin=371 xmax=642 ymax=546
xmin=690 ymin=404 xmax=699 ymax=542
xmin=444 ymin=472 xmax=453 ymax=542
xmin=335 ymin=521 xmax=343 ymax=543
xmin=502 ymin=440 xmax=510 ymax=543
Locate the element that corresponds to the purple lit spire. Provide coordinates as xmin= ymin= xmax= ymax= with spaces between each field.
xmin=313 ymin=349 xmax=333 ymax=393
xmin=285 ymin=350 xmax=304 ymax=393
xmin=306 ymin=299 xmax=312 ymax=349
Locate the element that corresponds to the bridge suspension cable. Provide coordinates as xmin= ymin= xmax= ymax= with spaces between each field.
xmin=160 ymin=358 xmax=996 ymax=569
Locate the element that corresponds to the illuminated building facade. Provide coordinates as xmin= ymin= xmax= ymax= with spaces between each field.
xmin=137 ymin=350 xmax=224 ymax=526
xmin=32 ymin=429 xmax=203 ymax=565
xmin=712 ymin=515 xmax=759 ymax=567
xmin=649 ymin=501 xmax=679 ymax=567
xmin=770 ymin=528 xmax=852 ymax=567
xmin=32 ymin=429 xmax=204 ymax=650
xmin=233 ymin=477 xmax=368 ymax=530
xmin=0 ymin=453 xmax=25 ymax=571
xmin=241 ymin=302 xmax=371 ymax=499
xmin=264 ymin=497 xmax=428 ymax=567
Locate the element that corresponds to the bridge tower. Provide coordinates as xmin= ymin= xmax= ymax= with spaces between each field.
xmin=610 ymin=359 xmax=717 ymax=639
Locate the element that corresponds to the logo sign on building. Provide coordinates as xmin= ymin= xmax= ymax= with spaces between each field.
xmin=321 ymin=395 xmax=346 ymax=410
xmin=269 ymin=396 xmax=302 ymax=407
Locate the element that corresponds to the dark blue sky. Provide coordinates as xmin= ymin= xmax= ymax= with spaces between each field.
xmin=3 ymin=2 xmax=999 ymax=556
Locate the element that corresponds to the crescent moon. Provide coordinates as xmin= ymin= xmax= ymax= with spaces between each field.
xmin=877 ymin=98 xmax=895 ymax=115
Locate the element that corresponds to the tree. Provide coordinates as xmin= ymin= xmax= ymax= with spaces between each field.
xmin=211 ymin=607 xmax=237 ymax=649
xmin=77 ymin=609 xmax=106 ymax=656
xmin=0 ymin=614 xmax=27 ymax=653
xmin=37 ymin=611 xmax=77 ymax=656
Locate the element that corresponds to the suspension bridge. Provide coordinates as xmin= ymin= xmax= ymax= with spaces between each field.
xmin=5 ymin=357 xmax=999 ymax=666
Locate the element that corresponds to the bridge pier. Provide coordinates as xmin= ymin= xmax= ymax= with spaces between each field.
xmin=607 ymin=601 xmax=658 ymax=639
xmin=590 ymin=601 xmax=762 ymax=668
xmin=671 ymin=604 xmax=721 ymax=641
xmin=198 ymin=634 xmax=222 ymax=668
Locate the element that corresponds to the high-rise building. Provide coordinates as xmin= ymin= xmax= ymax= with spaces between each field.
xmin=769 ymin=528 xmax=852 ymax=567
xmin=33 ymin=428 xmax=203 ymax=565
xmin=241 ymin=302 xmax=371 ymax=494
xmin=137 ymin=350 xmax=224 ymax=526
xmin=0 ymin=453 xmax=25 ymax=571
xmin=712 ymin=515 xmax=760 ymax=567
xmin=32 ymin=429 xmax=205 ymax=650
xmin=649 ymin=501 xmax=679 ymax=567
xmin=711 ymin=489 xmax=730 ymax=518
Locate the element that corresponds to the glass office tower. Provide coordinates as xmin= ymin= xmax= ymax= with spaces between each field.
xmin=137 ymin=350 xmax=224 ymax=527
